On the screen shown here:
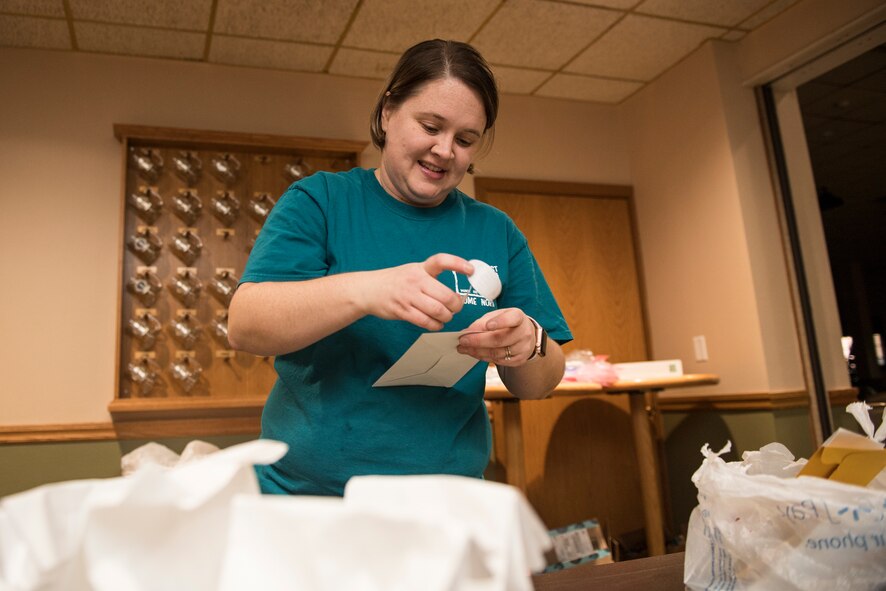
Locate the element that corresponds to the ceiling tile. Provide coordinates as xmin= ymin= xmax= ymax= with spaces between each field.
xmin=852 ymin=123 xmax=886 ymax=150
xmin=68 ymin=0 xmax=213 ymax=31
xmin=0 ymin=14 xmax=69 ymax=49
xmin=739 ymin=0 xmax=800 ymax=29
xmin=566 ymin=14 xmax=724 ymax=81
xmin=214 ymin=0 xmax=358 ymax=45
xmin=844 ymin=99 xmax=886 ymax=124
xmin=804 ymin=87 xmax=885 ymax=121
xmin=841 ymin=122 xmax=886 ymax=148
xmin=796 ymin=81 xmax=841 ymax=106
xmin=814 ymin=48 xmax=886 ymax=86
xmin=210 ymin=36 xmax=331 ymax=72
xmin=805 ymin=117 xmax=870 ymax=143
xmin=855 ymin=68 xmax=886 ymax=94
xmin=0 ymin=0 xmax=65 ymax=17
xmin=75 ymin=22 xmax=204 ymax=59
xmin=565 ymin=0 xmax=642 ymax=8
xmin=536 ymin=73 xmax=642 ymax=103
xmin=328 ymin=47 xmax=400 ymax=80
xmin=492 ymin=65 xmax=551 ymax=95
xmin=344 ymin=0 xmax=498 ymax=53
xmin=635 ymin=0 xmax=770 ymax=27
xmin=472 ymin=0 xmax=622 ymax=70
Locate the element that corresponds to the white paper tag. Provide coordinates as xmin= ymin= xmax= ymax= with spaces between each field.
xmin=552 ymin=528 xmax=596 ymax=562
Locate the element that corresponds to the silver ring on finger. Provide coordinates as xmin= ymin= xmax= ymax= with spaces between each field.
xmin=505 ymin=346 xmax=512 ymax=361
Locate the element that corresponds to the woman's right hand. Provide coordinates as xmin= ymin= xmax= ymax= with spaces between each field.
xmin=357 ymin=253 xmax=473 ymax=331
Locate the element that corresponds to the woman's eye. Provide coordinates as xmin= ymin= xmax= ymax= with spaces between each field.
xmin=421 ymin=124 xmax=438 ymax=134
xmin=456 ymin=137 xmax=474 ymax=148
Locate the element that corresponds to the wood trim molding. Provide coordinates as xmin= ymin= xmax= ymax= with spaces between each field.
xmin=108 ymin=396 xmax=266 ymax=420
xmin=0 ymin=389 xmax=859 ymax=444
xmin=0 ymin=423 xmax=121 ymax=444
xmin=2 ymin=396 xmax=267 ymax=443
xmin=113 ymin=123 xmax=368 ymax=157
xmin=828 ymin=388 xmax=860 ymax=406
xmin=657 ymin=388 xmax=858 ymax=412
xmin=0 ymin=415 xmax=261 ymax=444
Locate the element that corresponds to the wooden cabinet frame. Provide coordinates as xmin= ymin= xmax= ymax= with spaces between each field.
xmin=109 ymin=124 xmax=366 ymax=437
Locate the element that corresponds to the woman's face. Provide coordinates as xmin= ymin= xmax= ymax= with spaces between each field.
xmin=377 ymin=77 xmax=486 ymax=207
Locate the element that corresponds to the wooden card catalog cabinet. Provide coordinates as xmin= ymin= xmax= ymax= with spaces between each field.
xmin=109 ymin=124 xmax=366 ymax=435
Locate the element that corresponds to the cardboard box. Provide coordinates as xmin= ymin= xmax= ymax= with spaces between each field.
xmin=543 ymin=519 xmax=613 ymax=572
xmin=798 ymin=427 xmax=886 ymax=486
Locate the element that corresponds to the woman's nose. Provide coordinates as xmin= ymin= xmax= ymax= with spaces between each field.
xmin=431 ymin=135 xmax=454 ymax=159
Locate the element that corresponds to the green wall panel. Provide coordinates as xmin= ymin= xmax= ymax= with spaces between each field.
xmin=0 ymin=434 xmax=257 ymax=499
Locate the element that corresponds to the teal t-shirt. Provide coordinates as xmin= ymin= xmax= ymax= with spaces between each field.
xmin=241 ymin=168 xmax=572 ymax=495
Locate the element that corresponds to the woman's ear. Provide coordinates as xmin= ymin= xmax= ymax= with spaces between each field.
xmin=380 ymin=103 xmax=392 ymax=133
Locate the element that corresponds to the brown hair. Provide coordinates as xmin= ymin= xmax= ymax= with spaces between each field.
xmin=370 ymin=39 xmax=499 ymax=163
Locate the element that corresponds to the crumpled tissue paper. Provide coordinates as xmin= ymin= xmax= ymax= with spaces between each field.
xmin=219 ymin=474 xmax=550 ymax=591
xmin=120 ymin=439 xmax=220 ymax=476
xmin=0 ymin=440 xmax=286 ymax=591
xmin=1 ymin=440 xmax=552 ymax=591
xmin=741 ymin=441 xmax=807 ymax=477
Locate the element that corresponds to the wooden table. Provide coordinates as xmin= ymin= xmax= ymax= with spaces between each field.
xmin=485 ymin=374 xmax=719 ymax=556
xmin=532 ymin=551 xmax=685 ymax=590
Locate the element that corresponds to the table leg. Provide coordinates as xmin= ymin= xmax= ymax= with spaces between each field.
xmin=500 ymin=400 xmax=527 ymax=491
xmin=628 ymin=392 xmax=666 ymax=556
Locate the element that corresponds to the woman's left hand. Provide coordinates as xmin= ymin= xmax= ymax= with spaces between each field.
xmin=456 ymin=308 xmax=535 ymax=366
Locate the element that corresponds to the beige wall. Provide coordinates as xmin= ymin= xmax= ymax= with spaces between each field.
xmin=2 ymin=0 xmax=879 ymax=427
xmin=623 ymin=0 xmax=883 ymax=400
xmin=623 ymin=40 xmax=804 ymax=396
xmin=0 ymin=48 xmax=628 ymax=425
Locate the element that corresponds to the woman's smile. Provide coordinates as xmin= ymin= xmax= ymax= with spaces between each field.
xmin=376 ymin=77 xmax=486 ymax=207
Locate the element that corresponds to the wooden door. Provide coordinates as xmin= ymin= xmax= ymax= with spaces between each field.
xmin=476 ymin=178 xmax=651 ymax=540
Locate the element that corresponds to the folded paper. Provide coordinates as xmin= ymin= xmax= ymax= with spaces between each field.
xmin=373 ymin=330 xmax=482 ymax=388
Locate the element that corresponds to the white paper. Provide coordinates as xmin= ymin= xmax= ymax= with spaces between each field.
xmin=373 ymin=331 xmax=482 ymax=388
xmin=344 ymin=475 xmax=552 ymax=591
xmin=1 ymin=442 xmax=551 ymax=591
xmin=0 ymin=440 xmax=287 ymax=591
xmin=219 ymin=495 xmax=477 ymax=591
xmin=223 ymin=475 xmax=552 ymax=591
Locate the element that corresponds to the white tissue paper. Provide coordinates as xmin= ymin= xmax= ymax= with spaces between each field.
xmin=1 ymin=441 xmax=551 ymax=591
xmin=740 ymin=441 xmax=807 ymax=477
xmin=221 ymin=475 xmax=550 ymax=591
xmin=846 ymin=400 xmax=886 ymax=444
xmin=0 ymin=439 xmax=286 ymax=591
xmin=120 ymin=439 xmax=219 ymax=476
xmin=219 ymin=495 xmax=478 ymax=591
xmin=344 ymin=475 xmax=552 ymax=591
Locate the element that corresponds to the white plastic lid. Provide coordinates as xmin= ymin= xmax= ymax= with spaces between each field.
xmin=467 ymin=259 xmax=502 ymax=300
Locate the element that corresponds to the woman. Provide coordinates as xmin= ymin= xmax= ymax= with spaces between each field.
xmin=228 ymin=39 xmax=572 ymax=496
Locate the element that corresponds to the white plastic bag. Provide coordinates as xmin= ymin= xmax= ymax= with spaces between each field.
xmin=684 ymin=442 xmax=886 ymax=591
